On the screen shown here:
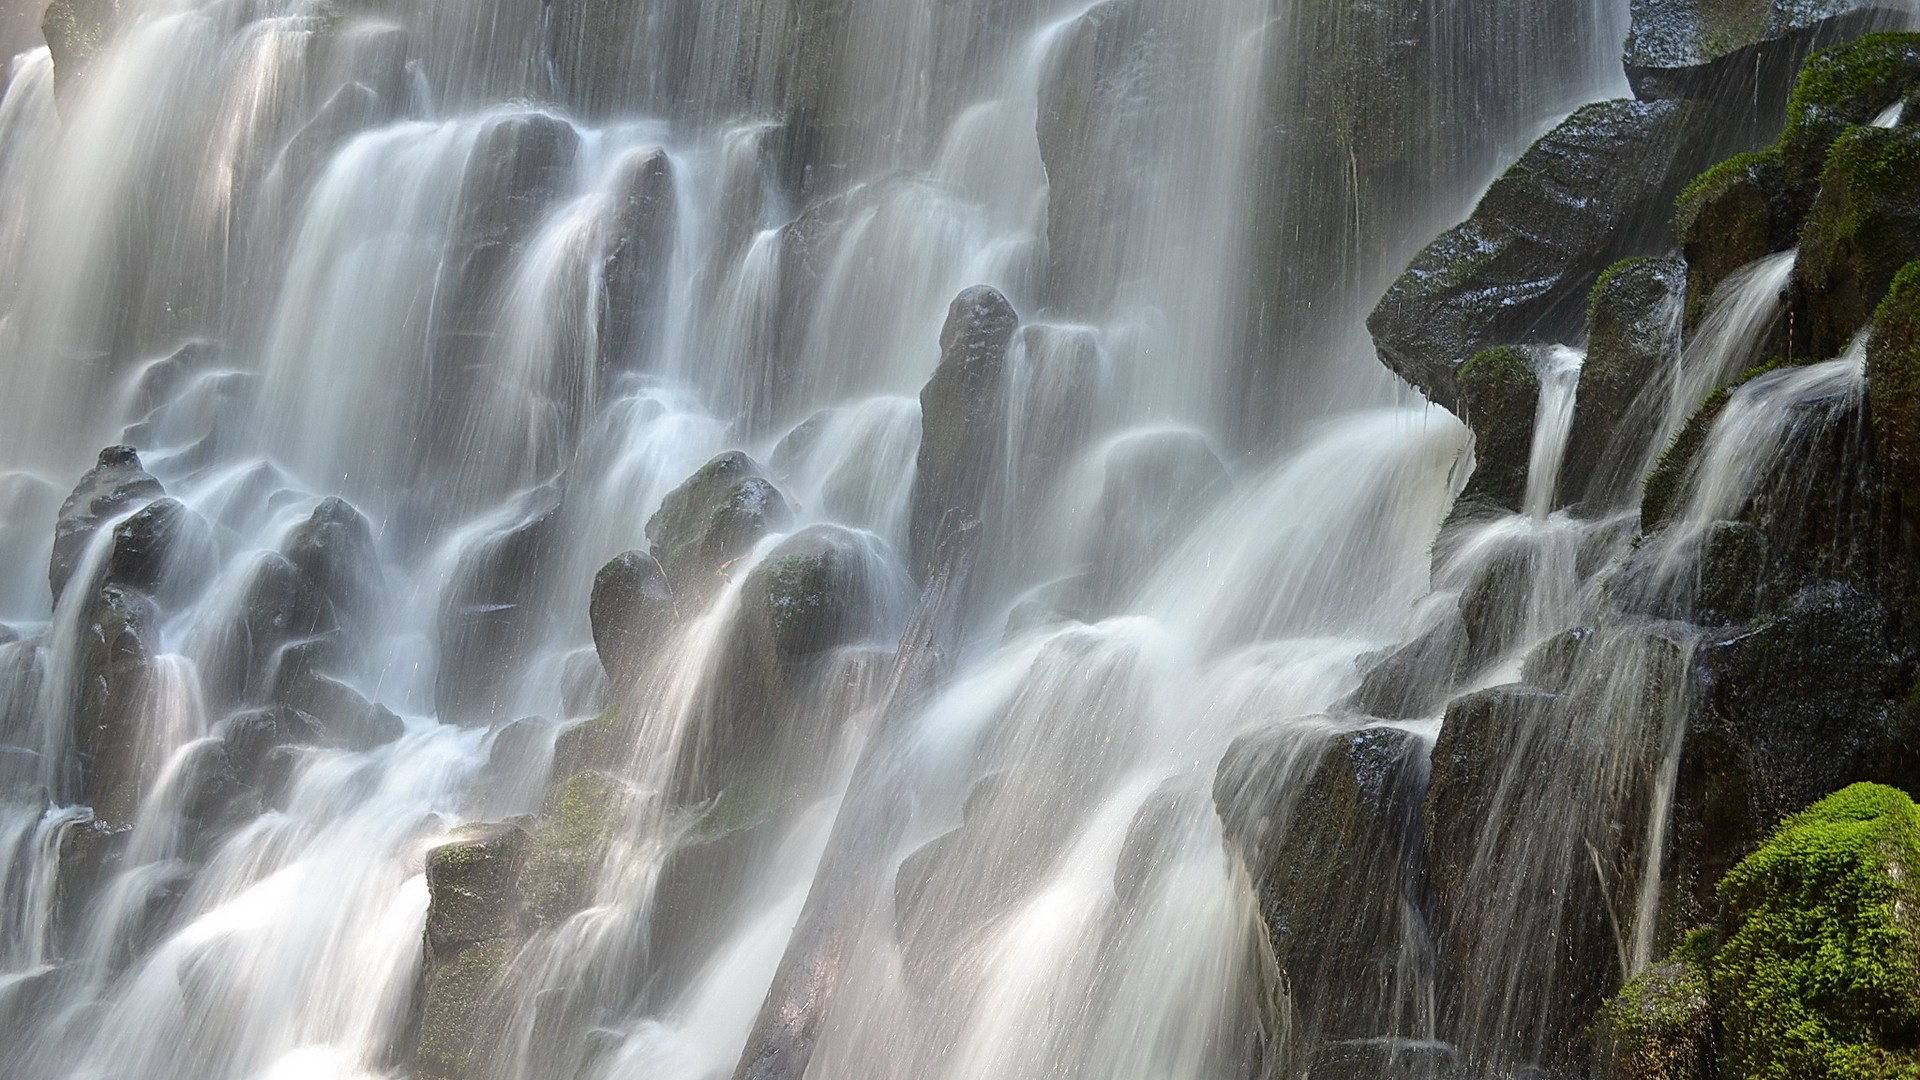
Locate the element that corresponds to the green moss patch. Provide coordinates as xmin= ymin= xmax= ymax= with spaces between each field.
xmin=1783 ymin=33 xmax=1920 ymax=205
xmin=522 ymin=770 xmax=624 ymax=925
xmin=1868 ymin=261 xmax=1920 ymax=508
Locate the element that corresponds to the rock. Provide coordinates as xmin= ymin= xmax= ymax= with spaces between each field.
xmin=282 ymin=496 xmax=381 ymax=631
xmin=1305 ymin=1038 xmax=1460 ymax=1080
xmin=1595 ymin=932 xmax=1714 ymax=1080
xmin=1082 ymin=429 xmax=1229 ymax=611
xmin=50 ymin=446 xmax=163 ymax=604
xmin=435 ymin=490 xmax=561 ymax=724
xmin=1675 ymin=151 xmax=1796 ymax=329
xmin=425 ymin=822 xmax=528 ymax=961
xmin=1693 ymin=520 xmax=1771 ymax=625
xmin=907 ymin=286 xmax=1018 ymax=578
xmin=646 ymin=452 xmax=793 ymax=597
xmin=1563 ymin=258 xmax=1687 ymax=511
xmin=75 ymin=583 xmax=157 ymax=826
xmin=1669 ymin=581 xmax=1920 ymax=926
xmin=1453 ymin=346 xmax=1541 ymax=517
xmin=1624 ymin=0 xmax=1905 ymax=109
xmin=1778 ymin=31 xmax=1920 ymax=205
xmin=1641 ymin=376 xmax=1742 ymax=533
xmin=558 ymin=648 xmax=608 ymax=719
xmin=1868 ymin=260 xmax=1920 ymax=508
xmin=220 ymin=704 xmax=321 ymax=780
xmin=202 ymin=552 xmax=335 ymax=707
xmin=1215 ymin=722 xmax=1426 ymax=1045
xmin=1795 ymin=123 xmax=1920 ymax=358
xmin=277 ymin=667 xmax=403 ymax=750
xmin=103 ymin=496 xmax=213 ymax=603
xmin=521 ymin=770 xmax=623 ymax=926
xmin=1342 ymin=610 xmax=1471 ymax=720
xmin=1368 ymin=100 xmax=1733 ymax=412
xmin=588 ymin=549 xmax=673 ymax=686
xmin=1710 ymin=783 xmax=1920 ymax=1077
xmin=412 ymin=939 xmax=513 ymax=1080
xmin=40 ymin=0 xmax=118 ymax=105
xmin=1035 ymin=0 xmax=1185 ymax=315
xmin=598 ymin=148 xmax=676 ymax=375
xmin=740 ymin=524 xmax=890 ymax=660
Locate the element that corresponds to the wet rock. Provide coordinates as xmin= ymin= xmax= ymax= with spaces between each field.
xmin=275 ymin=81 xmax=389 ymax=195
xmin=1035 ymin=0 xmax=1185 ymax=315
xmin=219 ymin=704 xmax=321 ymax=798
xmin=202 ymin=552 xmax=334 ymax=707
xmin=1112 ymin=775 xmax=1210 ymax=912
xmin=1694 ymin=519 xmax=1770 ymax=624
xmin=1624 ymin=0 xmax=1905 ymax=109
xmin=558 ymin=648 xmax=608 ymax=719
xmin=425 ymin=822 xmax=528 ymax=960
xmin=1215 ymin=722 xmax=1427 ymax=1044
xmin=1519 ymin=625 xmax=1598 ymax=692
xmin=412 ymin=939 xmax=512 ymax=1080
xmin=1343 ymin=611 xmax=1472 ymax=720
xmin=1595 ymin=933 xmax=1713 ymax=1080
xmin=282 ymin=496 xmax=381 ymax=631
xmin=1305 ymin=1038 xmax=1459 ymax=1080
xmin=549 ymin=712 xmax=621 ymax=791
xmin=1563 ymin=260 xmax=1688 ymax=512
xmin=1676 ymin=152 xmax=1796 ymax=332
xmin=1868 ymin=260 xmax=1920 ymax=508
xmin=277 ymin=667 xmax=403 ymax=751
xmin=50 ymin=446 xmax=164 ymax=604
xmin=598 ymin=148 xmax=676 ymax=375
xmin=40 ymin=0 xmax=118 ymax=104
xmin=1668 ymin=581 xmax=1920 ymax=926
xmin=740 ymin=524 xmax=888 ymax=660
xmin=521 ymin=770 xmax=623 ymax=926
xmin=907 ymin=286 xmax=1018 ymax=578
xmin=103 ymin=496 xmax=214 ymax=604
xmin=1453 ymin=346 xmax=1540 ymax=518
xmin=1368 ymin=100 xmax=1732 ymax=412
xmin=1641 ymin=379 xmax=1739 ymax=533
xmin=648 ymin=778 xmax=807 ymax=991
xmin=1795 ymin=123 xmax=1920 ymax=358
xmin=76 ymin=583 xmax=158 ymax=826
xmin=435 ymin=490 xmax=561 ymax=724
xmin=1778 ymin=31 xmax=1920 ymax=205
xmin=588 ymin=549 xmax=673 ymax=686
xmin=646 ymin=451 xmax=793 ymax=597
xmin=1083 ymin=429 xmax=1229 ymax=611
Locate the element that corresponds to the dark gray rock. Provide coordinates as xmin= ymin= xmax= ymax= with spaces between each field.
xmin=908 ymin=286 xmax=1019 ymax=579
xmin=588 ymin=549 xmax=673 ymax=686
xmin=1561 ymin=258 xmax=1686 ymax=512
xmin=646 ymin=452 xmax=793 ymax=598
xmin=282 ymin=496 xmax=382 ymax=631
xmin=435 ymin=489 xmax=562 ymax=724
xmin=599 ymin=148 xmax=676 ymax=376
xmin=1625 ymin=0 xmax=1905 ymax=106
xmin=277 ymin=667 xmax=403 ymax=751
xmin=1367 ymin=100 xmax=1733 ymax=412
xmin=50 ymin=447 xmax=164 ymax=604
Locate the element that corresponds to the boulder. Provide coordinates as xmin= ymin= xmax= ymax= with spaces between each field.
xmin=1778 ymin=31 xmax=1920 ymax=205
xmin=1796 ymin=122 xmax=1920 ymax=359
xmin=50 ymin=446 xmax=163 ymax=604
xmin=103 ymin=496 xmax=214 ymax=605
xmin=1082 ymin=429 xmax=1229 ymax=611
xmin=907 ymin=286 xmax=1018 ymax=578
xmin=588 ymin=549 xmax=673 ymax=686
xmin=1215 ymin=722 xmax=1427 ymax=1045
xmin=645 ymin=451 xmax=793 ymax=597
xmin=424 ymin=822 xmax=528 ymax=961
xmin=1368 ymin=99 xmax=1733 ymax=412
xmin=1675 ymin=151 xmax=1796 ymax=329
xmin=1562 ymin=258 xmax=1687 ymax=511
xmin=276 ymin=667 xmax=403 ymax=751
xmin=1867 ymin=260 xmax=1920 ymax=508
xmin=1623 ymin=0 xmax=1907 ymax=110
xmin=1595 ymin=932 xmax=1715 ymax=1080
xmin=520 ymin=770 xmax=623 ymax=926
xmin=282 ymin=496 xmax=381 ymax=631
xmin=598 ymin=148 xmax=676 ymax=376
xmin=75 ymin=583 xmax=158 ymax=826
xmin=204 ymin=552 xmax=335 ymax=707
xmin=435 ymin=490 xmax=561 ymax=724
xmin=1342 ymin=611 xmax=1471 ymax=720
xmin=1452 ymin=346 xmax=1541 ymax=518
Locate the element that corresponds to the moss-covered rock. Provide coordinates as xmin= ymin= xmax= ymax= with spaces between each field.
xmin=1214 ymin=723 xmax=1426 ymax=1045
xmin=1797 ymin=123 xmax=1920 ymax=359
xmin=1368 ymin=99 xmax=1733 ymax=412
xmin=1678 ymin=149 xmax=1798 ymax=329
xmin=424 ymin=823 xmax=528 ymax=959
xmin=521 ymin=770 xmax=623 ymax=926
xmin=1781 ymin=32 xmax=1920 ymax=204
xmin=588 ymin=549 xmax=673 ymax=686
xmin=646 ymin=451 xmax=793 ymax=596
xmin=1624 ymin=0 xmax=1901 ymax=102
xmin=1714 ymin=782 xmax=1920 ymax=1078
xmin=1595 ymin=930 xmax=1715 ymax=1080
xmin=1868 ymin=260 xmax=1920 ymax=508
xmin=1452 ymin=346 xmax=1540 ymax=517
xmin=40 ymin=0 xmax=119 ymax=105
xmin=413 ymin=939 xmax=513 ymax=1080
xmin=1564 ymin=258 xmax=1687 ymax=512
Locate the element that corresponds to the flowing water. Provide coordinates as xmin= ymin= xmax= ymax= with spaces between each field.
xmin=3 ymin=0 xmax=1853 ymax=1077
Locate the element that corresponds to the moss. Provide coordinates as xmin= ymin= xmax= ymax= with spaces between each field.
xmin=1676 ymin=148 xmax=1794 ymax=332
xmin=549 ymin=709 xmax=624 ymax=785
xmin=1869 ymin=261 xmax=1920 ymax=508
xmin=1453 ymin=345 xmax=1541 ymax=514
xmin=414 ymin=940 xmax=512 ymax=1080
xmin=1712 ymin=783 xmax=1920 ymax=1080
xmin=1797 ymin=125 xmax=1920 ymax=359
xmin=521 ymin=770 xmax=623 ymax=925
xmin=1782 ymin=33 xmax=1920 ymax=206
xmin=1598 ymin=929 xmax=1716 ymax=1080
xmin=1641 ymin=360 xmax=1790 ymax=532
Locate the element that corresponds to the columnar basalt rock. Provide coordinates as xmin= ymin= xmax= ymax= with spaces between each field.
xmin=907 ymin=286 xmax=1017 ymax=580
xmin=1561 ymin=257 xmax=1686 ymax=511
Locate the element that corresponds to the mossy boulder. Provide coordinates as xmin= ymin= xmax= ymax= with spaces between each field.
xmin=40 ymin=0 xmax=119 ymax=105
xmin=588 ymin=549 xmax=673 ymax=686
xmin=1596 ymin=930 xmax=1716 ymax=1080
xmin=424 ymin=823 xmax=528 ymax=960
xmin=1780 ymin=32 xmax=1920 ymax=205
xmin=1453 ymin=345 xmax=1541 ymax=517
xmin=1369 ymin=99 xmax=1730 ymax=412
xmin=1867 ymin=260 xmax=1920 ymax=508
xmin=521 ymin=770 xmax=623 ymax=926
xmin=1564 ymin=258 xmax=1687 ymax=511
xmin=646 ymin=451 xmax=793 ymax=596
xmin=1677 ymin=150 xmax=1797 ymax=329
xmin=413 ymin=939 xmax=513 ymax=1080
xmin=1623 ymin=0 xmax=1903 ymax=106
xmin=1713 ymin=782 xmax=1920 ymax=1078
xmin=908 ymin=286 xmax=1018 ymax=578
xmin=1642 ymin=384 xmax=1736 ymax=533
xmin=1214 ymin=722 xmax=1426 ymax=1044
xmin=1797 ymin=123 xmax=1920 ymax=358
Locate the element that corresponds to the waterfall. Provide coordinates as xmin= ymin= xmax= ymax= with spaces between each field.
xmin=23 ymin=0 xmax=1886 ymax=1075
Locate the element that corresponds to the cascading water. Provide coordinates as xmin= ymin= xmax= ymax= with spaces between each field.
xmin=27 ymin=0 xmax=1902 ymax=1076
